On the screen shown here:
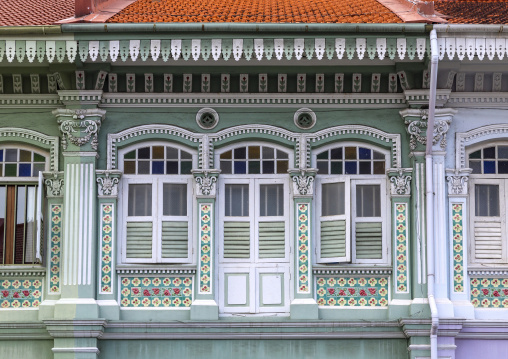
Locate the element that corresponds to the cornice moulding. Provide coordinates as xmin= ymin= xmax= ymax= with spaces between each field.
xmin=0 ymin=94 xmax=61 ymax=108
xmin=100 ymin=93 xmax=407 ymax=108
xmin=447 ymin=92 xmax=508 ymax=108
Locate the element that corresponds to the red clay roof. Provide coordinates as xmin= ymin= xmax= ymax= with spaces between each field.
xmin=107 ymin=0 xmax=404 ymax=23
xmin=0 ymin=0 xmax=74 ymax=26
xmin=434 ymin=0 xmax=508 ymax=24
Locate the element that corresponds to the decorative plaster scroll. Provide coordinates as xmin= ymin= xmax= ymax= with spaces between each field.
xmin=405 ymin=116 xmax=427 ymax=151
xmin=456 ymin=124 xmax=508 ymax=169
xmin=53 ymin=109 xmax=105 ymax=151
xmin=96 ymin=170 xmax=121 ymax=197
xmin=193 ymin=169 xmax=220 ymax=197
xmin=446 ymin=168 xmax=472 ymax=196
xmin=388 ymin=168 xmax=412 ymax=196
xmin=289 ymin=169 xmax=316 ymax=196
xmin=474 ymin=73 xmax=484 ymax=92
xmin=402 ymin=109 xmax=453 ymax=151
xmin=44 ymin=171 xmax=64 ymax=197
xmin=0 ymin=128 xmax=58 ymax=171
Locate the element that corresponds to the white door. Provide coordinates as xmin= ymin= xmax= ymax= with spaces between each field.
xmin=218 ymin=178 xmax=291 ymax=314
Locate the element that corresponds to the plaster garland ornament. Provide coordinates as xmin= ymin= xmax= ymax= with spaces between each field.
xmin=389 ymin=169 xmax=412 ymax=196
xmin=44 ymin=172 xmax=64 ymax=197
xmin=289 ymin=169 xmax=317 ymax=196
xmin=96 ymin=171 xmax=121 ymax=196
xmin=54 ymin=109 xmax=105 ymax=151
xmin=446 ymin=168 xmax=472 ymax=196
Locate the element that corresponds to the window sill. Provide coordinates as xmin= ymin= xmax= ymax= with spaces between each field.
xmin=468 ymin=266 xmax=508 ymax=276
xmin=116 ymin=264 xmax=197 ymax=275
xmin=313 ymin=265 xmax=392 ymax=275
xmin=0 ymin=265 xmax=46 ymax=277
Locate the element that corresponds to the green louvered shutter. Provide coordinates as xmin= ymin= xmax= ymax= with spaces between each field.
xmin=126 ymin=222 xmax=153 ymax=259
xmin=223 ymin=222 xmax=250 ymax=258
xmin=355 ymin=222 xmax=383 ymax=259
xmin=317 ymin=179 xmax=351 ymax=263
xmin=161 ymin=221 xmax=189 ymax=260
xmin=258 ymin=221 xmax=285 ymax=259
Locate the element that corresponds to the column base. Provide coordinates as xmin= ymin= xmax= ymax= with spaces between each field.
xmin=387 ymin=299 xmax=411 ymax=319
xmin=97 ymin=300 xmax=120 ymax=320
xmin=190 ymin=299 xmax=219 ymax=320
xmin=452 ymin=300 xmax=475 ymax=319
xmin=410 ymin=298 xmax=431 ymax=317
xmin=54 ymin=298 xmax=99 ymax=320
xmin=436 ymin=297 xmax=455 ymax=318
xmin=290 ymin=298 xmax=319 ymax=320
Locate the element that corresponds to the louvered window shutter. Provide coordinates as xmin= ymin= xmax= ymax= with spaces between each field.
xmin=35 ymin=172 xmax=44 ymax=263
xmin=126 ymin=222 xmax=153 ymax=259
xmin=258 ymin=221 xmax=285 ymax=259
xmin=472 ymin=182 xmax=506 ymax=263
xmin=353 ymin=184 xmax=384 ymax=260
xmin=317 ymin=179 xmax=351 ymax=263
xmin=223 ymin=222 xmax=250 ymax=258
xmin=161 ymin=221 xmax=189 ymax=259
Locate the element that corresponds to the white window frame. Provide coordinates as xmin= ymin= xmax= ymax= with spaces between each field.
xmin=218 ymin=177 xmax=290 ymax=264
xmin=312 ymin=142 xmax=390 ymax=265
xmin=118 ymin=141 xmax=196 ymax=265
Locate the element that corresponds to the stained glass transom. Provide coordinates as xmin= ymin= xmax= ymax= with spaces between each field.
xmin=219 ymin=146 xmax=289 ymax=174
xmin=316 ymin=146 xmax=385 ymax=175
xmin=469 ymin=145 xmax=508 ymax=174
xmin=123 ymin=146 xmax=192 ymax=175
xmin=0 ymin=149 xmax=46 ymax=177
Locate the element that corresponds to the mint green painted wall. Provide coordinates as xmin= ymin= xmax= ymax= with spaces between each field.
xmin=0 ymin=340 xmax=54 ymax=359
xmin=99 ymin=338 xmax=409 ymax=359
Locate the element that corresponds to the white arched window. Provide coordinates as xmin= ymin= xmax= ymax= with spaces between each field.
xmin=0 ymin=145 xmax=48 ymax=265
xmin=119 ymin=142 xmax=196 ymax=264
xmin=216 ymin=142 xmax=293 ymax=314
xmin=313 ymin=143 xmax=390 ymax=265
xmin=468 ymin=143 xmax=508 ymax=265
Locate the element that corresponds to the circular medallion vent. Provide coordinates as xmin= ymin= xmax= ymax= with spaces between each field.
xmin=294 ymin=108 xmax=316 ymax=130
xmin=196 ymin=108 xmax=219 ymax=129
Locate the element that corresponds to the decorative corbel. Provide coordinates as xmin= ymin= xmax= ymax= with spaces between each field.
xmin=43 ymin=171 xmax=64 ymax=197
xmin=388 ymin=168 xmax=413 ymax=197
xmin=96 ymin=170 xmax=122 ymax=197
xmin=289 ymin=168 xmax=317 ymax=197
xmin=446 ymin=168 xmax=472 ymax=196
xmin=53 ymin=108 xmax=106 ymax=152
xmin=192 ymin=169 xmax=221 ymax=198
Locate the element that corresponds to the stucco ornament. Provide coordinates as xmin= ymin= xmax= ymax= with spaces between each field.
xmin=97 ymin=171 xmax=120 ymax=196
xmin=44 ymin=172 xmax=64 ymax=197
xmin=195 ymin=174 xmax=217 ymax=196
xmin=55 ymin=109 xmax=105 ymax=151
xmin=289 ymin=169 xmax=317 ymax=196
xmin=446 ymin=168 xmax=472 ymax=196
xmin=193 ymin=169 xmax=220 ymax=197
xmin=405 ymin=110 xmax=451 ymax=151
xmin=389 ymin=169 xmax=412 ymax=196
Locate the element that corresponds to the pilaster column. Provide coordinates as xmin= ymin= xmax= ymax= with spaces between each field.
xmin=446 ymin=168 xmax=475 ymax=319
xmin=38 ymin=171 xmax=64 ymax=320
xmin=288 ymin=168 xmax=318 ymax=320
xmin=190 ymin=169 xmax=220 ymax=320
xmin=95 ymin=170 xmax=122 ymax=320
xmin=387 ymin=168 xmax=413 ymax=318
xmin=401 ymin=108 xmax=457 ymax=316
xmin=52 ymin=107 xmax=105 ymax=321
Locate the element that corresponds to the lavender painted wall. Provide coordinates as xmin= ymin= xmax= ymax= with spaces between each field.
xmin=456 ymin=339 xmax=508 ymax=358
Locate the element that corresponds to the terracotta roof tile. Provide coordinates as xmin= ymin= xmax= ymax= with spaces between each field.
xmin=434 ymin=0 xmax=508 ymax=24
xmin=0 ymin=0 xmax=74 ymax=26
xmin=107 ymin=0 xmax=403 ymax=23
